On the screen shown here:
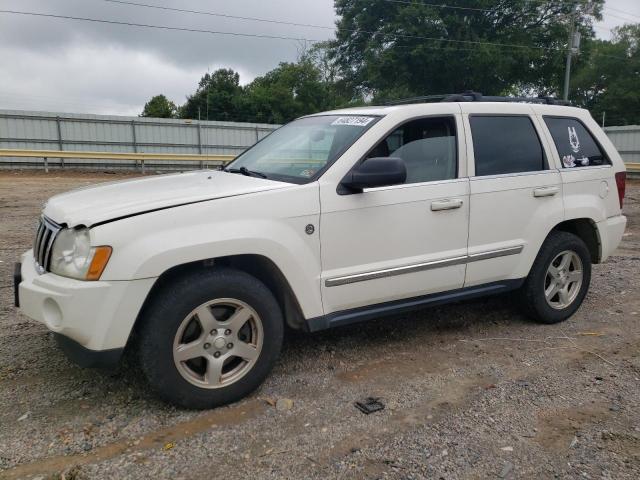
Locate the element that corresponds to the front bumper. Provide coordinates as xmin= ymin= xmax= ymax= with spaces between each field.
xmin=16 ymin=250 xmax=156 ymax=365
xmin=54 ymin=333 xmax=124 ymax=368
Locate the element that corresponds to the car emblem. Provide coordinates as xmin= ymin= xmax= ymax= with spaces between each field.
xmin=305 ymin=224 xmax=315 ymax=235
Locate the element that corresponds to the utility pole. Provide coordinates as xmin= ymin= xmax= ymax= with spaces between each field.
xmin=563 ymin=4 xmax=581 ymax=101
xmin=206 ymin=66 xmax=211 ymax=121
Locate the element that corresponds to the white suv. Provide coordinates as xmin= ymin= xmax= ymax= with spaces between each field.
xmin=14 ymin=96 xmax=627 ymax=408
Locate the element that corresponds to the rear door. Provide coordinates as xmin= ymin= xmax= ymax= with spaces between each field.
xmin=461 ymin=104 xmax=564 ymax=286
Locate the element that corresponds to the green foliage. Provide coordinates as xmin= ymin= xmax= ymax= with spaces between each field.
xmin=243 ymin=59 xmax=339 ymax=124
xmin=164 ymin=58 xmax=348 ymax=123
xmin=329 ymin=0 xmax=603 ymax=101
xmin=572 ymin=24 xmax=640 ymax=126
xmin=180 ymin=69 xmax=244 ymax=121
xmin=141 ymin=0 xmax=640 ymax=126
xmin=140 ymin=94 xmax=177 ymax=118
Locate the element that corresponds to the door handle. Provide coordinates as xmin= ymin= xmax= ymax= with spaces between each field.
xmin=431 ymin=199 xmax=463 ymax=211
xmin=533 ymin=186 xmax=560 ymax=198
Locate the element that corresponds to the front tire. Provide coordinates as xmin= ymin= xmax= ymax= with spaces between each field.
xmin=137 ymin=267 xmax=283 ymax=409
xmin=520 ymin=231 xmax=592 ymax=324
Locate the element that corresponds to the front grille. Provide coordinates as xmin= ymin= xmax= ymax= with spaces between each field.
xmin=33 ymin=216 xmax=62 ymax=273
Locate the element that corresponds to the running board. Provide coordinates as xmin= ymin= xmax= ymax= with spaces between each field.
xmin=306 ymin=279 xmax=524 ymax=332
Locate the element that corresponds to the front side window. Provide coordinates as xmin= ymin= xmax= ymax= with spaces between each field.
xmin=365 ymin=117 xmax=457 ymax=184
xmin=544 ymin=117 xmax=609 ymax=168
xmin=226 ymin=115 xmax=380 ymax=183
xmin=470 ymin=116 xmax=545 ymax=176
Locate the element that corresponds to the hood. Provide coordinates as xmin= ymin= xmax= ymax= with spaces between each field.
xmin=43 ymin=170 xmax=291 ymax=227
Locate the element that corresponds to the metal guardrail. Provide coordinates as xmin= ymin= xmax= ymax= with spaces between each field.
xmin=0 ymin=148 xmax=235 ymax=173
xmin=1 ymin=148 xmax=639 ymax=174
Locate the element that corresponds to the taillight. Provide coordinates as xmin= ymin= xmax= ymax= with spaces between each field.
xmin=615 ymin=171 xmax=626 ymax=209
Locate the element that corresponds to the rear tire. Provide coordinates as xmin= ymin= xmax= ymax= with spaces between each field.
xmin=137 ymin=267 xmax=283 ymax=409
xmin=520 ymin=231 xmax=591 ymax=324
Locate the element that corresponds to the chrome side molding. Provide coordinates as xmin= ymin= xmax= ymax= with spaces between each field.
xmin=325 ymin=245 xmax=524 ymax=287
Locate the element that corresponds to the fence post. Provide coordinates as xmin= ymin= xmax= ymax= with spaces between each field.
xmin=141 ymin=159 xmax=145 ymax=174
xmin=131 ymin=120 xmax=138 ymax=170
xmin=44 ymin=157 xmax=49 ymax=173
xmin=56 ymin=116 xmax=64 ymax=169
xmin=197 ymin=123 xmax=204 ymax=169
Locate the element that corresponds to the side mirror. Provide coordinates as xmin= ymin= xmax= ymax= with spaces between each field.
xmin=340 ymin=157 xmax=407 ymax=193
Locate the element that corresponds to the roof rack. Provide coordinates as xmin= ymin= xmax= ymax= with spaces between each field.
xmin=384 ymin=91 xmax=571 ymax=106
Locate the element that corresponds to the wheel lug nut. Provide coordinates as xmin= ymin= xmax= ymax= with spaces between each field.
xmin=213 ymin=351 xmax=221 ymax=358
xmin=210 ymin=329 xmax=217 ymax=335
xmin=227 ymin=343 xmax=233 ymax=349
xmin=225 ymin=329 xmax=232 ymax=335
xmin=203 ymin=343 xmax=211 ymax=349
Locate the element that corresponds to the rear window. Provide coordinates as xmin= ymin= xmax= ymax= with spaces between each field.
xmin=470 ymin=116 xmax=545 ymax=176
xmin=543 ymin=117 xmax=610 ymax=168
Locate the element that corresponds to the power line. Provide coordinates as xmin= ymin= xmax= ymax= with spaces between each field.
xmin=0 ymin=8 xmax=629 ymax=61
xmin=99 ymin=0 xmax=335 ymax=31
xmin=0 ymin=8 xmax=562 ymax=52
xmin=95 ymin=0 xmax=556 ymax=51
xmin=379 ymin=0 xmax=494 ymax=12
xmin=604 ymin=6 xmax=640 ymax=20
xmin=103 ymin=0 xmax=640 ymax=29
xmin=601 ymin=10 xmax=640 ymax=23
xmin=98 ymin=0 xmax=626 ymax=47
xmin=0 ymin=9 xmax=327 ymax=43
xmin=385 ymin=0 xmax=640 ymax=22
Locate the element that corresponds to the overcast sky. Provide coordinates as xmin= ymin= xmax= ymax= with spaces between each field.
xmin=0 ymin=0 xmax=638 ymax=116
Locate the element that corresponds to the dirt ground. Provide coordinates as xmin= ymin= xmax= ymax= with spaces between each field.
xmin=0 ymin=170 xmax=639 ymax=480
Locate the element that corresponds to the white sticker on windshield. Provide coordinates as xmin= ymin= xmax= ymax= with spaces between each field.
xmin=331 ymin=116 xmax=375 ymax=127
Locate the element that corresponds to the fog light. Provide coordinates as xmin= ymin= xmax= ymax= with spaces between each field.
xmin=43 ymin=297 xmax=63 ymax=328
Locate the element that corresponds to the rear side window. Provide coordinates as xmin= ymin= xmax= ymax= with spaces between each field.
xmin=470 ymin=116 xmax=545 ymax=176
xmin=544 ymin=117 xmax=610 ymax=168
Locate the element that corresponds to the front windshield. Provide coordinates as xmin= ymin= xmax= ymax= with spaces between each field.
xmin=226 ymin=115 xmax=380 ymax=183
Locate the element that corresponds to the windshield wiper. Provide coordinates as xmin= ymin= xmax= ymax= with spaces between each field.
xmin=225 ymin=166 xmax=268 ymax=179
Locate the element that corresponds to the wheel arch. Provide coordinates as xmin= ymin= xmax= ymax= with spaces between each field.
xmin=126 ymin=254 xmax=308 ymax=352
xmin=550 ymin=217 xmax=601 ymax=264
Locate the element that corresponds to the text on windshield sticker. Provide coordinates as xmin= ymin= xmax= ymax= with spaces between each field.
xmin=331 ymin=116 xmax=375 ymax=127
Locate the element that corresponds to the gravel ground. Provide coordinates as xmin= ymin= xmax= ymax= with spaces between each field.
xmin=0 ymin=170 xmax=639 ymax=480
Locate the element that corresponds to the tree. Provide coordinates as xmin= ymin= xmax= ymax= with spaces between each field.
xmin=572 ymin=24 xmax=640 ymax=126
xmin=180 ymin=69 xmax=244 ymax=121
xmin=141 ymin=94 xmax=177 ymax=118
xmin=243 ymin=59 xmax=342 ymax=124
xmin=328 ymin=0 xmax=604 ymax=101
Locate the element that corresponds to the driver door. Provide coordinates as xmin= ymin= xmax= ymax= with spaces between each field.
xmin=319 ymin=114 xmax=470 ymax=317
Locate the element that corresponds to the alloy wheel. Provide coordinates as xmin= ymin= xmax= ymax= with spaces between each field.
xmin=544 ymin=250 xmax=583 ymax=310
xmin=172 ymin=298 xmax=263 ymax=389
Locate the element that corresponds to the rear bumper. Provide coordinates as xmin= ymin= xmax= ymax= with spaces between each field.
xmin=597 ymin=215 xmax=627 ymax=261
xmin=16 ymin=250 xmax=156 ymax=360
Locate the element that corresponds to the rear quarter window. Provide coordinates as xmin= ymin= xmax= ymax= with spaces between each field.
xmin=543 ymin=117 xmax=610 ymax=168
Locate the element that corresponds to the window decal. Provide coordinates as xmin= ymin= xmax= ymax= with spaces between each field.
xmin=544 ymin=117 xmax=610 ymax=169
xmin=568 ymin=126 xmax=580 ymax=153
xmin=331 ymin=116 xmax=376 ymax=127
xmin=562 ymin=155 xmax=576 ymax=168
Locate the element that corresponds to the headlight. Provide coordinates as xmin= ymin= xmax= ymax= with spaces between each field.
xmin=49 ymin=228 xmax=112 ymax=281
